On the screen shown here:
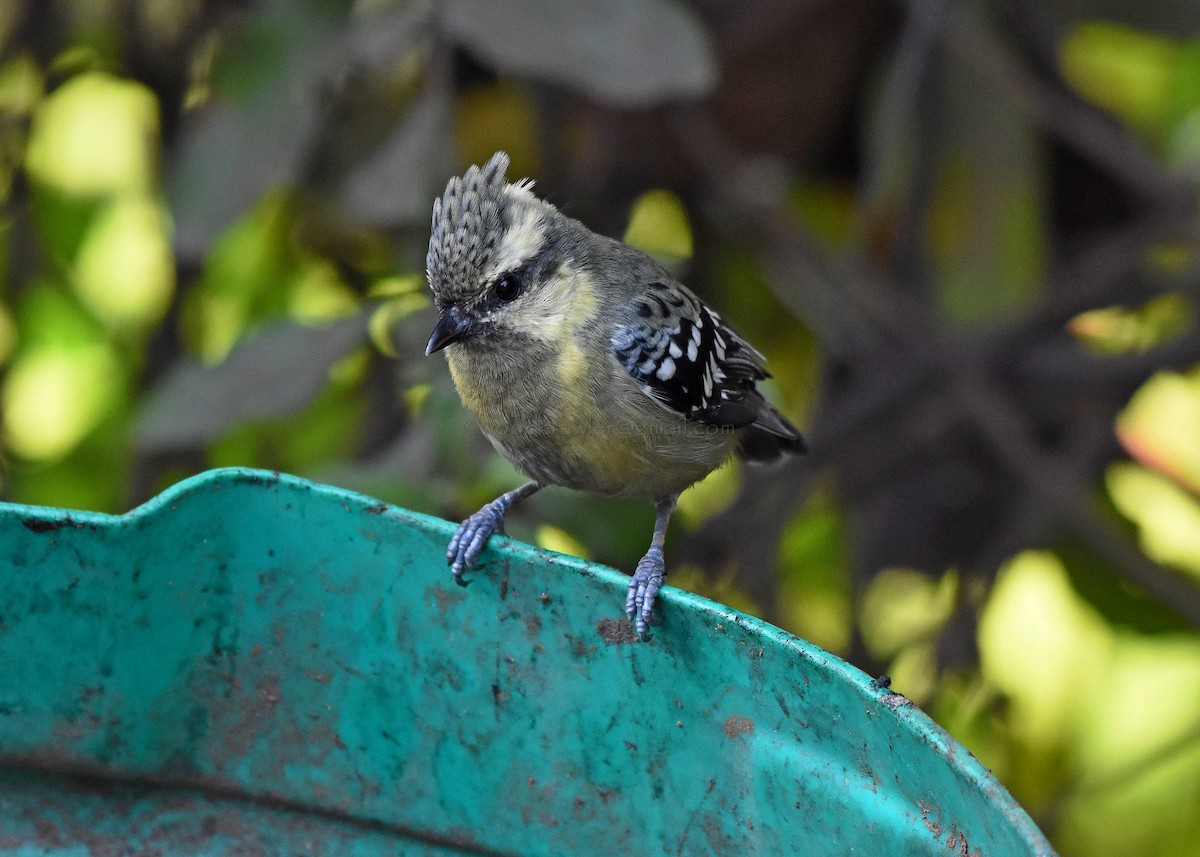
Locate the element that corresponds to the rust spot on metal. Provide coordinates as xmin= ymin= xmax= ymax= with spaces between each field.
xmin=429 ymin=585 xmax=464 ymax=616
xmin=857 ymin=742 xmax=882 ymax=791
xmin=222 ymin=673 xmax=283 ymax=756
xmin=21 ymin=517 xmax=72 ymax=533
xmin=701 ymin=814 xmax=729 ymax=853
xmin=674 ymin=777 xmax=717 ymax=856
xmin=920 ymin=822 xmax=981 ymax=857
xmin=773 ymin=692 xmax=792 ymax=718
xmin=723 ymin=715 xmax=754 ymax=738
xmin=566 ymin=634 xmax=596 ymax=659
xmin=595 ymin=618 xmax=637 ymax=644
xmin=364 ymin=503 xmax=388 ymax=515
xmin=524 ymin=613 xmax=541 ymax=638
xmin=259 ymin=679 xmax=281 ymax=706
xmin=919 ymin=800 xmax=945 ymax=838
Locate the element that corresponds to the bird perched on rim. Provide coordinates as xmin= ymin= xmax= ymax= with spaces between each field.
xmin=425 ymin=152 xmax=805 ymax=638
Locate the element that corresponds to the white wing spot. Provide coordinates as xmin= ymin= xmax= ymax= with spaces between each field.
xmin=669 ymin=342 xmax=682 ymax=359
xmin=656 ymin=357 xmax=676 ymax=381
xmin=687 ymin=339 xmax=699 ymax=361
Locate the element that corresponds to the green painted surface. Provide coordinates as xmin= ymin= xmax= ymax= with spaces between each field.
xmin=0 ymin=468 xmax=1054 ymax=855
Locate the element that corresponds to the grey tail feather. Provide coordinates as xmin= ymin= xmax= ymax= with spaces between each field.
xmin=737 ymin=402 xmax=806 ymax=464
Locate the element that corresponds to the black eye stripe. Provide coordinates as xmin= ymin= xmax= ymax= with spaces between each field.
xmin=486 ymin=252 xmax=546 ymax=307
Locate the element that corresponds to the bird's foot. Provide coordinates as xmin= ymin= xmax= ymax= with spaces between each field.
xmin=626 ymin=546 xmax=665 ymax=639
xmin=447 ymin=500 xmax=509 ymax=586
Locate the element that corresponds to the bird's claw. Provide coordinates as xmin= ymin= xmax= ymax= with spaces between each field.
xmin=447 ymin=502 xmax=507 ymax=584
xmin=626 ymin=546 xmax=665 ymax=639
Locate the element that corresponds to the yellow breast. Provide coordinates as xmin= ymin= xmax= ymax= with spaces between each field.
xmin=440 ymin=268 xmax=736 ymax=498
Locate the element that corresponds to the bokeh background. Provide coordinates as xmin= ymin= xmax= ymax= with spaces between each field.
xmin=2 ymin=1 xmax=1200 ymax=853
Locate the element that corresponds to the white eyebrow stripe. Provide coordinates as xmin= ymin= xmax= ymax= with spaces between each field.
xmin=487 ymin=198 xmax=546 ymax=281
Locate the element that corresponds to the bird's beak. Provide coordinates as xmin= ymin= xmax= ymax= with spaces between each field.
xmin=426 ymin=305 xmax=475 ymax=355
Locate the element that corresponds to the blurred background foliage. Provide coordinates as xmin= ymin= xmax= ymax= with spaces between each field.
xmin=1 ymin=0 xmax=1199 ymax=853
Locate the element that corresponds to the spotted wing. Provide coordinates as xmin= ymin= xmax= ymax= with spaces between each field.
xmin=611 ymin=282 xmax=768 ymax=427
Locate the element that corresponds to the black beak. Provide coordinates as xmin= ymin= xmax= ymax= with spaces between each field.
xmin=426 ymin=305 xmax=475 ymax=355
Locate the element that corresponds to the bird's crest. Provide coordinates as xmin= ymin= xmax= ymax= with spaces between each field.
xmin=427 ymin=152 xmax=530 ymax=304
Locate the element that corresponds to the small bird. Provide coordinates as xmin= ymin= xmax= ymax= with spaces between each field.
xmin=425 ymin=152 xmax=805 ymax=637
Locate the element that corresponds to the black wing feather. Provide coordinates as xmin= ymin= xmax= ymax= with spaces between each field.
xmin=611 ymin=282 xmax=768 ymax=428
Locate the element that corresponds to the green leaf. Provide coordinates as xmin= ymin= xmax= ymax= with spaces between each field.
xmin=1060 ymin=22 xmax=1178 ymax=141
xmin=339 ymin=90 xmax=449 ymax=226
xmin=777 ymin=492 xmax=851 ymax=654
xmin=1055 ymin=535 xmax=1191 ymax=635
xmin=926 ymin=53 xmax=1046 ymax=325
xmin=167 ymin=0 xmax=348 ymax=257
xmin=136 ymin=313 xmax=368 ymax=452
xmin=1118 ymin=366 xmax=1200 ymax=495
xmin=623 ymin=189 xmax=693 ymax=265
xmin=442 ymin=0 xmax=716 ymax=107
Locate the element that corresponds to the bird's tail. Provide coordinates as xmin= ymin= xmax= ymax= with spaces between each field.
xmin=737 ymin=398 xmax=806 ymax=464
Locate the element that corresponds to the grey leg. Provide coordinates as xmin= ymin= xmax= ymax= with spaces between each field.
xmin=625 ymin=495 xmax=678 ymax=639
xmin=447 ymin=481 xmax=542 ymax=585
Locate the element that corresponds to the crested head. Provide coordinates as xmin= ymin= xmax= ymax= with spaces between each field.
xmin=424 ymin=152 xmax=599 ymax=356
xmin=426 ymin=152 xmax=551 ymax=309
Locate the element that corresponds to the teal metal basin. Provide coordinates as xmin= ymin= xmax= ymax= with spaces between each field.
xmin=0 ymin=468 xmax=1054 ymax=855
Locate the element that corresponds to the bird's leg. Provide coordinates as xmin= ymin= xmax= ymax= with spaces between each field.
xmin=447 ymin=481 xmax=542 ymax=586
xmin=626 ymin=495 xmax=678 ymax=639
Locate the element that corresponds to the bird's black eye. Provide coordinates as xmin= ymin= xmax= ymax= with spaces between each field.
xmin=493 ymin=273 xmax=522 ymax=302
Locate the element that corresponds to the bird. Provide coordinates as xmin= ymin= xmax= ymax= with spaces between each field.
xmin=424 ymin=152 xmax=805 ymax=638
